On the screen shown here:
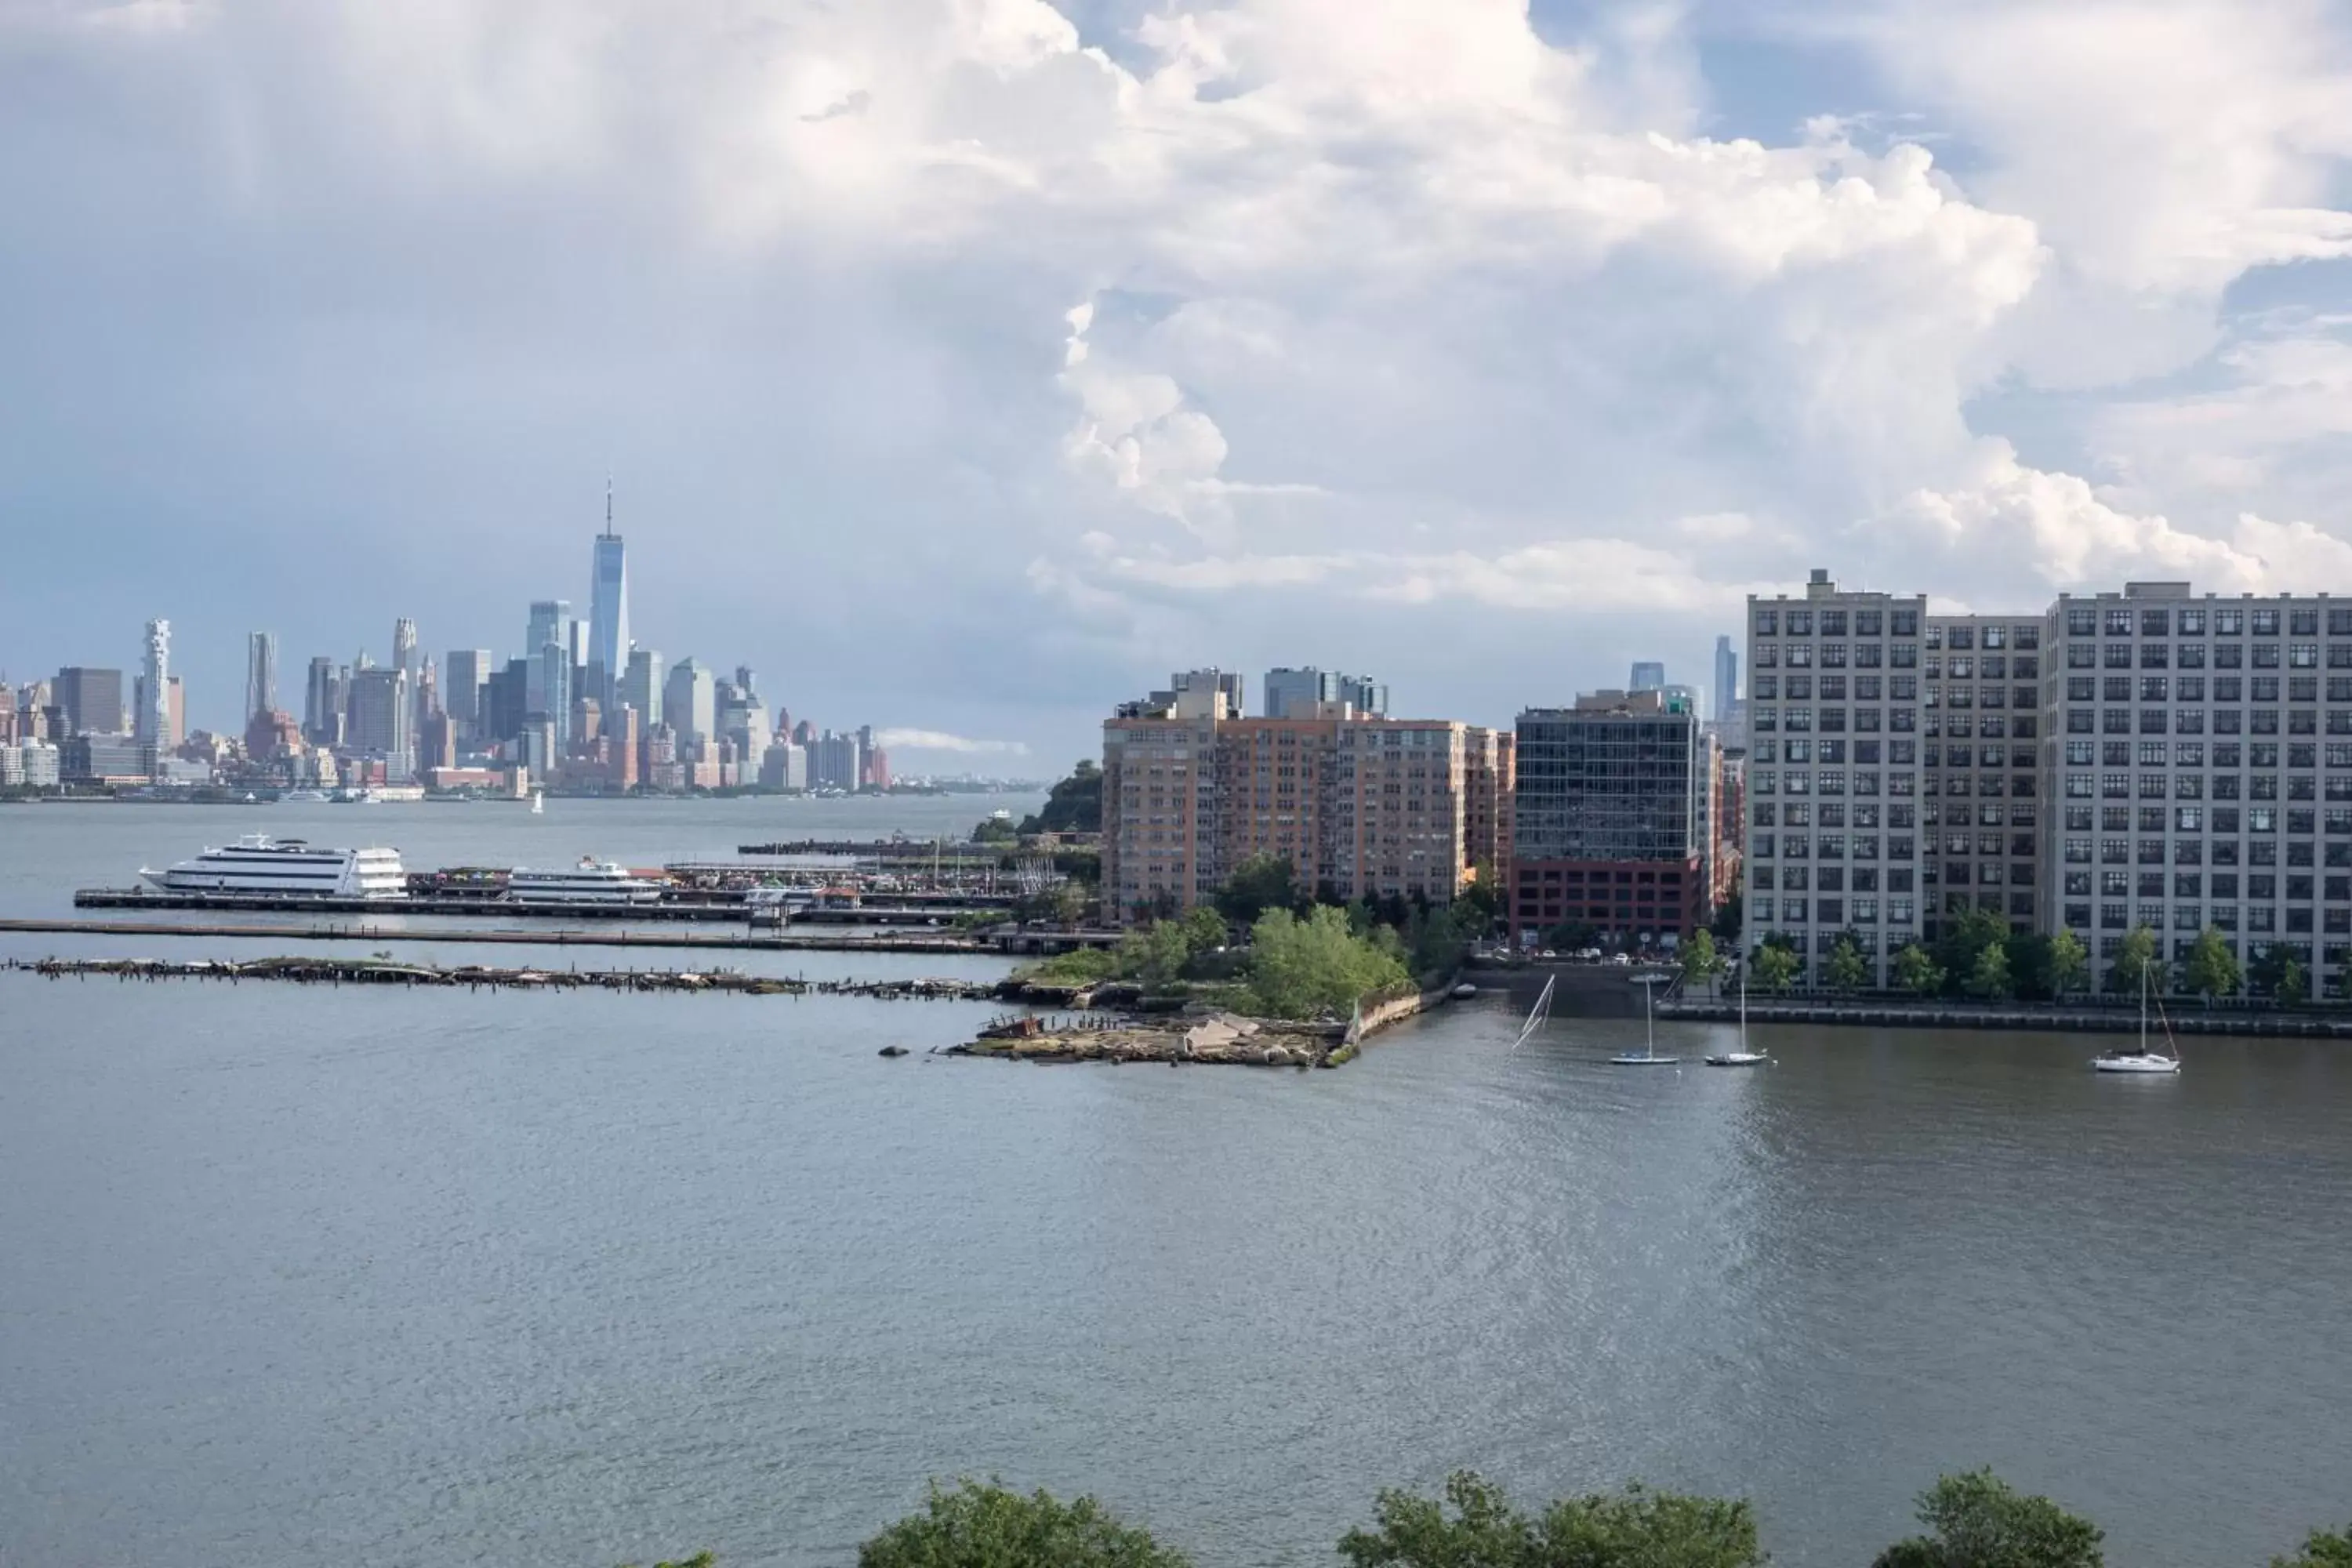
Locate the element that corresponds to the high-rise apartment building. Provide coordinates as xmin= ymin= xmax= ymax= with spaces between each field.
xmin=1741 ymin=570 xmax=1930 ymax=983
xmin=445 ymin=650 xmax=489 ymax=735
xmin=245 ymin=632 xmax=279 ymax=722
xmin=1100 ymin=680 xmax=1504 ymax=924
xmin=53 ymin=666 xmax=125 ymax=735
xmin=1510 ymin=690 xmax=1714 ymax=946
xmin=1630 ymin=661 xmax=1666 ymax=691
xmin=1714 ymin=636 xmax=1739 ymax=722
xmin=137 ymin=620 xmax=169 ymax=757
xmin=588 ymin=488 xmax=629 ymax=712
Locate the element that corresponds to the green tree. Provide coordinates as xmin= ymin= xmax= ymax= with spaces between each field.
xmin=1116 ymin=920 xmax=1193 ymax=992
xmin=1968 ymin=942 xmax=2013 ymax=1000
xmin=1176 ymin=906 xmax=1227 ymax=957
xmin=2272 ymin=1523 xmax=2352 ymax=1568
xmin=1214 ymin=852 xmax=1301 ymax=926
xmin=1750 ymin=942 xmax=1799 ymax=993
xmin=1247 ymin=906 xmax=1412 ymax=1018
xmin=1710 ymin=891 xmax=1743 ymax=946
xmin=1017 ymin=761 xmax=1103 ymax=835
xmin=971 ymin=818 xmax=1019 ymax=844
xmin=1870 ymin=1470 xmax=2103 ymax=1568
xmin=2002 ymin=933 xmax=2053 ymax=1002
xmin=2179 ymin=926 xmax=2241 ymax=1005
xmin=2279 ymin=956 xmax=2309 ymax=1005
xmin=860 ymin=1480 xmax=1189 ymax=1568
xmin=2106 ymin=926 xmax=2159 ymax=996
xmin=1457 ymin=862 xmax=1503 ymax=939
xmin=2046 ymin=929 xmax=2088 ymax=1001
xmin=1681 ymin=929 xmax=1723 ymax=996
xmin=1892 ymin=943 xmax=1946 ymax=998
xmin=1933 ymin=908 xmax=2011 ymax=1000
xmin=1338 ymin=1470 xmax=1763 ymax=1568
xmin=1823 ymin=935 xmax=1868 ymax=993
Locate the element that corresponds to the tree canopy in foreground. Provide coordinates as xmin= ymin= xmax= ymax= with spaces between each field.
xmin=857 ymin=1479 xmax=1192 ymax=1568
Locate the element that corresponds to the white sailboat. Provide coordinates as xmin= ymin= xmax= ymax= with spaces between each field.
xmin=530 ymin=790 xmax=545 ymax=815
xmin=2093 ymin=963 xmax=2181 ymax=1074
xmin=1705 ymin=959 xmax=1769 ymax=1067
xmin=1610 ymin=974 xmax=1679 ymax=1065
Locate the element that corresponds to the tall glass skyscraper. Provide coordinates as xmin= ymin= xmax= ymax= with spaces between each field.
xmin=245 ymin=631 xmax=278 ymax=721
xmin=524 ymin=599 xmax=571 ymax=714
xmin=588 ymin=481 xmax=629 ymax=710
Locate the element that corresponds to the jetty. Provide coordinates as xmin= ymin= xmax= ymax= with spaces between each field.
xmin=4 ymin=954 xmax=1010 ymax=1000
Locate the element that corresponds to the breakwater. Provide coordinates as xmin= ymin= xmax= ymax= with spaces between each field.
xmin=0 ymin=916 xmax=991 ymax=955
xmin=4 ymin=954 xmax=1009 ymax=1000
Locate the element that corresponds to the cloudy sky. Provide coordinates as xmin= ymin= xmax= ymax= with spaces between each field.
xmin=5 ymin=0 xmax=2352 ymax=768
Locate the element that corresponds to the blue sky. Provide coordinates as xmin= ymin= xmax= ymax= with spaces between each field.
xmin=5 ymin=0 xmax=2352 ymax=769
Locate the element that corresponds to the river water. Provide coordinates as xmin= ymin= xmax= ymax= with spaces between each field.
xmin=3 ymin=802 xmax=2349 ymax=1567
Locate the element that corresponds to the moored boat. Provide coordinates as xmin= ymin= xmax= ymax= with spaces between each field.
xmin=137 ymin=835 xmax=408 ymax=899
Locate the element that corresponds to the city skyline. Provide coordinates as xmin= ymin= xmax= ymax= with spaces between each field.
xmin=10 ymin=3 xmax=2350 ymax=768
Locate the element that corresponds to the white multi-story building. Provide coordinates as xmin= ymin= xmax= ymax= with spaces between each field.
xmin=1748 ymin=571 xmax=2352 ymax=995
xmin=2038 ymin=581 xmax=2352 ymax=992
xmin=1924 ymin=612 xmax=2047 ymax=939
xmin=1742 ymin=569 xmax=1929 ymax=985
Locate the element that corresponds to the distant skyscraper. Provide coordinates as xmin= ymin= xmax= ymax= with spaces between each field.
xmin=246 ymin=632 xmax=279 ymax=720
xmin=621 ymin=648 xmax=662 ymax=728
xmin=1630 ymin=661 xmax=1665 ymax=691
xmin=588 ymin=481 xmax=630 ymax=711
xmin=445 ymin=650 xmax=489 ymax=734
xmin=346 ymin=667 xmax=412 ymax=781
xmin=54 ymin=666 xmax=125 ymax=736
xmin=1264 ymin=666 xmax=1334 ymax=718
xmin=392 ymin=618 xmax=418 ymax=676
xmin=138 ymin=620 xmax=169 ymax=754
xmin=1713 ymin=635 xmax=1737 ymax=721
xmin=663 ymin=658 xmax=714 ymax=758
xmin=1263 ymin=667 xmax=1385 ymax=717
xmin=304 ymin=656 xmax=338 ymax=744
xmin=539 ymin=642 xmax=572 ymax=746
xmin=525 ymin=600 xmax=571 ymax=713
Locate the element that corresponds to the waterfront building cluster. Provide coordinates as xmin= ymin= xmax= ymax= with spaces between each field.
xmin=1741 ymin=569 xmax=2352 ymax=993
xmin=1098 ymin=666 xmax=1740 ymax=949
xmin=0 ymin=491 xmax=905 ymax=797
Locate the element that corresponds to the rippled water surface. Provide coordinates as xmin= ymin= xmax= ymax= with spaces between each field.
xmin=3 ymin=804 xmax=2350 ymax=1566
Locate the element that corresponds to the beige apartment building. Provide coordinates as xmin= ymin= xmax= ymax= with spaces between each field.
xmin=1101 ymin=675 xmax=1509 ymax=924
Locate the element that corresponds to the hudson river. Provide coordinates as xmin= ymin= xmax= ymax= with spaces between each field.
xmin=3 ymin=800 xmax=2349 ymax=1566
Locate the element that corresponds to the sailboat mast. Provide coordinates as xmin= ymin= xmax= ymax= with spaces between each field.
xmin=1646 ymin=978 xmax=1655 ymax=1059
xmin=2141 ymin=960 xmax=2149 ymax=1054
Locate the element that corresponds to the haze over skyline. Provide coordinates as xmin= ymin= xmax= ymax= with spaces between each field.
xmin=7 ymin=0 xmax=2352 ymax=766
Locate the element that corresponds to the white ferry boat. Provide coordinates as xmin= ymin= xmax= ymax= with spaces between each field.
xmin=507 ymin=858 xmax=668 ymax=906
xmin=139 ymin=835 xmax=408 ymax=899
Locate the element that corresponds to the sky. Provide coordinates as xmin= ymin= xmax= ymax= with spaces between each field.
xmin=6 ymin=0 xmax=2352 ymax=771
